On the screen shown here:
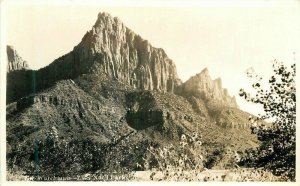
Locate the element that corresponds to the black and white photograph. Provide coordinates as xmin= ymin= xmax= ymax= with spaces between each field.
xmin=0 ymin=0 xmax=299 ymax=183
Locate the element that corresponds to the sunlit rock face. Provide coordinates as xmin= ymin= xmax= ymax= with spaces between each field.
xmin=74 ymin=12 xmax=182 ymax=93
xmin=177 ymin=68 xmax=238 ymax=108
xmin=7 ymin=45 xmax=29 ymax=72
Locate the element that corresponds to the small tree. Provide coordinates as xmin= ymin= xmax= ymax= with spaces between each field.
xmin=239 ymin=60 xmax=296 ymax=181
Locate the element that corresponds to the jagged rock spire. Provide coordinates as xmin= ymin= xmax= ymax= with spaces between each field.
xmin=7 ymin=45 xmax=29 ymax=72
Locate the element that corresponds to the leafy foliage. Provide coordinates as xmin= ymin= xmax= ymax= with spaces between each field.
xmin=7 ymin=126 xmax=109 ymax=179
xmin=143 ymin=132 xmax=207 ymax=181
xmin=239 ymin=60 xmax=296 ymax=181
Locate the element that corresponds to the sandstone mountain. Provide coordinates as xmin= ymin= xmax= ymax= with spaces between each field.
xmin=7 ymin=12 xmax=181 ymax=104
xmin=7 ymin=45 xmax=29 ymax=72
xmin=6 ymin=12 xmax=258 ymax=175
xmin=176 ymin=68 xmax=238 ymax=108
xmin=77 ymin=12 xmax=182 ymax=92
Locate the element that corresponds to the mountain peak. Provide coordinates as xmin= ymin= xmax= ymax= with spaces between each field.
xmin=195 ymin=68 xmax=209 ymax=78
xmin=178 ymin=68 xmax=238 ymax=108
xmin=200 ymin=67 xmax=209 ymax=74
xmin=93 ymin=12 xmax=123 ymax=30
xmin=98 ymin=12 xmax=111 ymax=18
xmin=7 ymin=45 xmax=29 ymax=73
xmin=53 ymin=12 xmax=181 ymax=93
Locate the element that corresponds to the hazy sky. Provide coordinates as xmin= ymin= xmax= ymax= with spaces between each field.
xmin=3 ymin=1 xmax=300 ymax=115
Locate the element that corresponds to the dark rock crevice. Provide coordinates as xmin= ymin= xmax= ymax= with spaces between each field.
xmin=125 ymin=110 xmax=164 ymax=130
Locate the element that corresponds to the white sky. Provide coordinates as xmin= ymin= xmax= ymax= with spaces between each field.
xmin=3 ymin=0 xmax=300 ymax=116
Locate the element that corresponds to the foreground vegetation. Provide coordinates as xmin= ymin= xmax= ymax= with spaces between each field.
xmin=239 ymin=61 xmax=296 ymax=181
xmin=7 ymin=131 xmax=285 ymax=181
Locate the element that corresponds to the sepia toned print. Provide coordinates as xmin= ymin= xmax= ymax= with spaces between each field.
xmin=4 ymin=2 xmax=298 ymax=182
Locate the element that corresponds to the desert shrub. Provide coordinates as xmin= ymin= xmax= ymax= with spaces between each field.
xmin=7 ymin=126 xmax=108 ymax=180
xmin=239 ymin=60 xmax=295 ymax=181
xmin=143 ymin=132 xmax=206 ymax=181
xmin=204 ymin=149 xmax=223 ymax=169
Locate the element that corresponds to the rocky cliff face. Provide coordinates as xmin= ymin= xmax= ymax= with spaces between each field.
xmin=7 ymin=45 xmax=29 ymax=72
xmin=78 ymin=12 xmax=181 ymax=92
xmin=42 ymin=12 xmax=181 ymax=93
xmin=177 ymin=68 xmax=238 ymax=108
